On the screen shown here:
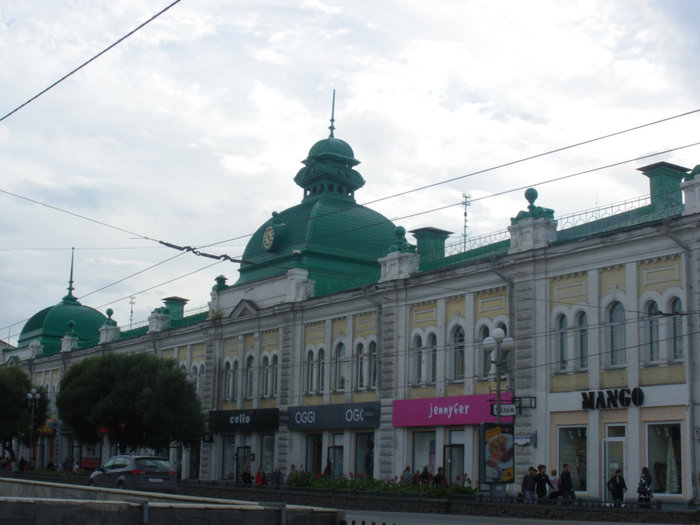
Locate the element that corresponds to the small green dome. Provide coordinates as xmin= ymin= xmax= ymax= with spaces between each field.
xmin=17 ymin=294 xmax=106 ymax=355
xmin=307 ymin=137 xmax=359 ymax=166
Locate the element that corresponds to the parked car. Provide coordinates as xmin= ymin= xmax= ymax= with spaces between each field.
xmin=89 ymin=455 xmax=176 ymax=493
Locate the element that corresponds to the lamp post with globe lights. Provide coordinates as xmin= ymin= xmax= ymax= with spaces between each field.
xmin=26 ymin=388 xmax=41 ymax=469
xmin=483 ymin=327 xmax=514 ymax=423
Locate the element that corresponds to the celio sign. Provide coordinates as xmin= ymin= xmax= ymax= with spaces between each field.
xmin=581 ymin=387 xmax=644 ymax=410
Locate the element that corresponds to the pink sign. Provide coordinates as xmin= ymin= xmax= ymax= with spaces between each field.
xmin=392 ymin=393 xmax=513 ymax=427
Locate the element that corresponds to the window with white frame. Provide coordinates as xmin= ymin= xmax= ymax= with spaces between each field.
xmin=428 ymin=333 xmax=437 ymax=384
xmin=556 ymin=314 xmax=568 ymax=371
xmin=412 ymin=335 xmax=423 ymax=384
xmin=334 ymin=343 xmax=346 ymax=391
xmin=271 ymin=355 xmax=279 ymax=397
xmin=356 ymin=342 xmax=365 ymax=389
xmin=317 ymin=349 xmax=325 ymax=393
xmin=575 ymin=311 xmax=588 ymax=369
xmin=647 ymin=423 xmax=682 ymax=494
xmin=644 ymin=301 xmax=660 ymax=362
xmin=670 ymin=298 xmax=683 ymax=360
xmin=224 ymin=362 xmax=232 ymax=400
xmin=232 ymin=361 xmax=239 ymax=400
xmin=369 ymin=341 xmax=377 ymax=389
xmin=262 ymin=356 xmax=270 ymax=397
xmin=479 ymin=326 xmax=490 ymax=377
xmin=607 ymin=302 xmax=626 ymax=366
xmin=245 ymin=356 xmax=254 ymax=398
xmin=307 ymin=350 xmax=315 ymax=393
xmin=452 ymin=326 xmax=465 ymax=381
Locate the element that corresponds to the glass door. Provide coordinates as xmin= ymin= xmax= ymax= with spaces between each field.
xmin=602 ymin=425 xmax=625 ymax=501
xmin=444 ymin=444 xmax=465 ymax=486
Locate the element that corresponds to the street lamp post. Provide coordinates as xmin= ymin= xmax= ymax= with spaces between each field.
xmin=483 ymin=327 xmax=514 ymax=422
xmin=26 ymin=388 xmax=40 ymax=469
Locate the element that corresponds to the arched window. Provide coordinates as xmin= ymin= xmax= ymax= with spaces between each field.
xmin=335 ymin=343 xmax=346 ymax=391
xmin=480 ymin=326 xmax=491 ymax=377
xmin=413 ymin=335 xmax=423 ymax=384
xmin=307 ymin=350 xmax=315 ymax=393
xmin=262 ymin=356 xmax=270 ymax=397
xmin=576 ymin=312 xmax=588 ymax=369
xmin=369 ymin=342 xmax=378 ymax=389
xmin=608 ymin=302 xmax=626 ymax=365
xmin=452 ymin=327 xmax=465 ymax=381
xmin=224 ymin=362 xmax=232 ymax=400
xmin=556 ymin=315 xmax=568 ymax=371
xmin=232 ymin=361 xmax=239 ymax=400
xmin=356 ymin=343 xmax=365 ymax=389
xmin=246 ymin=356 xmax=254 ymax=398
xmin=271 ymin=355 xmax=279 ymax=397
xmin=670 ymin=298 xmax=683 ymax=360
xmin=318 ymin=349 xmax=325 ymax=393
xmin=429 ymin=333 xmax=437 ymax=384
xmin=645 ymin=301 xmax=659 ymax=362
xmin=191 ymin=364 xmax=201 ymax=395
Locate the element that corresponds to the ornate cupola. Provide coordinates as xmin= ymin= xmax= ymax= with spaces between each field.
xmin=293 ymin=92 xmax=365 ymax=201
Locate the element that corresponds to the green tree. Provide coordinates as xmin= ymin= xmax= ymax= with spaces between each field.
xmin=56 ymin=353 xmax=204 ymax=453
xmin=0 ymin=367 xmax=49 ymax=461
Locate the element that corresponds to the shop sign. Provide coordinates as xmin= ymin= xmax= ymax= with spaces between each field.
xmin=392 ymin=393 xmax=513 ymax=427
xmin=209 ymin=409 xmax=279 ymax=433
xmin=490 ymin=404 xmax=517 ymax=417
xmin=581 ymin=387 xmax=644 ymax=410
xmin=285 ymin=402 xmax=380 ymax=430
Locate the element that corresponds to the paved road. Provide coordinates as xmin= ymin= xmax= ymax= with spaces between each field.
xmin=345 ymin=510 xmax=681 ymax=525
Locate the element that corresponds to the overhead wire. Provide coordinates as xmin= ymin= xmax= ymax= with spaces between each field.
xmin=0 ymin=0 xmax=184 ymax=123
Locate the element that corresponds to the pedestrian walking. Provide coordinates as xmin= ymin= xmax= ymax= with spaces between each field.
xmin=535 ymin=464 xmax=553 ymax=501
xmin=559 ymin=463 xmax=576 ymax=499
xmin=521 ymin=466 xmax=537 ymax=501
xmin=607 ymin=469 xmax=627 ymax=506
xmin=637 ymin=466 xmax=653 ymax=507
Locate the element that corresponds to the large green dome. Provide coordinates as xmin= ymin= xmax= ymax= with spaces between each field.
xmin=17 ymin=288 xmax=106 ymax=356
xmin=237 ymin=131 xmax=396 ymax=296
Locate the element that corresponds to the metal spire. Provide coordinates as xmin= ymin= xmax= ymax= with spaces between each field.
xmin=64 ymin=247 xmax=77 ymax=301
xmin=328 ymin=89 xmax=336 ymax=138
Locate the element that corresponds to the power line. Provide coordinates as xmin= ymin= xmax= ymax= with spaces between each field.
xmin=0 ymin=0 xmax=184 ymax=123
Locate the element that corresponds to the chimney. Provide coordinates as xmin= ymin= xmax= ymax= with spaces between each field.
xmin=410 ymin=227 xmax=452 ymax=262
xmin=637 ymin=162 xmax=689 ymax=209
xmin=162 ymin=296 xmax=188 ymax=320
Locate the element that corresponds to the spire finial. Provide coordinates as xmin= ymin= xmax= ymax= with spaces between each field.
xmin=328 ymin=89 xmax=336 ymax=138
xmin=63 ymin=247 xmax=78 ymax=303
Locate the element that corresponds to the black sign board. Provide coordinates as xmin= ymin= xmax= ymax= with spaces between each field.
xmin=286 ymin=402 xmax=380 ymax=430
xmin=209 ymin=409 xmax=279 ymax=433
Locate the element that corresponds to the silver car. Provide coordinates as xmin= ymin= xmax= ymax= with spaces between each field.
xmin=89 ymin=455 xmax=176 ymax=492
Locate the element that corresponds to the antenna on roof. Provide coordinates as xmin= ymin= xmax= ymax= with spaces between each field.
xmin=328 ymin=89 xmax=336 ymax=138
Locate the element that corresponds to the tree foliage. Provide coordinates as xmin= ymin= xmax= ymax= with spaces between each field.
xmin=56 ymin=353 xmax=204 ymax=453
xmin=0 ymin=367 xmax=49 ymax=454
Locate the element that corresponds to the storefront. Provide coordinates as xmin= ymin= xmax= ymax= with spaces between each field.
xmin=285 ymin=402 xmax=380 ymax=479
xmin=393 ymin=393 xmax=514 ymax=485
xmin=550 ymin=385 xmax=689 ymax=501
xmin=209 ymin=408 xmax=279 ymax=481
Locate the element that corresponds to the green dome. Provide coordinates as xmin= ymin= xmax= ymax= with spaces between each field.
xmin=237 ymin=132 xmax=396 ymax=296
xmin=17 ymin=294 xmax=106 ymax=355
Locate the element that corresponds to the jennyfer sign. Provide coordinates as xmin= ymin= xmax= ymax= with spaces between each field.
xmin=392 ymin=393 xmax=513 ymax=427
xmin=285 ymin=402 xmax=380 ymax=430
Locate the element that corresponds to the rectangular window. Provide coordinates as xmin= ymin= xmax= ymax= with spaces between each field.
xmin=557 ymin=426 xmax=587 ymax=491
xmin=261 ymin=434 xmax=275 ymax=474
xmin=222 ymin=435 xmax=235 ymax=480
xmin=305 ymin=434 xmax=323 ymax=476
xmin=328 ymin=433 xmax=344 ymax=479
xmin=354 ymin=432 xmax=374 ymax=480
xmin=647 ymin=423 xmax=682 ymax=494
xmin=412 ymin=431 xmax=436 ymax=476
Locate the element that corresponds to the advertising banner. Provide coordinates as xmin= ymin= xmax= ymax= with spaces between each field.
xmin=480 ymin=422 xmax=515 ymax=484
xmin=285 ymin=402 xmax=380 ymax=430
xmin=392 ymin=393 xmax=513 ymax=427
xmin=209 ymin=409 xmax=279 ymax=433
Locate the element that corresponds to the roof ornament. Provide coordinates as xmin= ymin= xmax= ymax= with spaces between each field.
xmin=328 ymin=89 xmax=336 ymax=138
xmin=63 ymin=247 xmax=78 ymax=303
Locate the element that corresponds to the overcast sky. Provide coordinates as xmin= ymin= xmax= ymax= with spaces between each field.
xmin=1 ymin=0 xmax=699 ymax=345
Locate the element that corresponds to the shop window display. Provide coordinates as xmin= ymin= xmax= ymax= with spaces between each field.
xmin=413 ymin=431 xmax=436 ymax=476
xmin=647 ymin=423 xmax=682 ymax=494
xmin=558 ymin=426 xmax=587 ymax=491
xmin=354 ymin=432 xmax=374 ymax=479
